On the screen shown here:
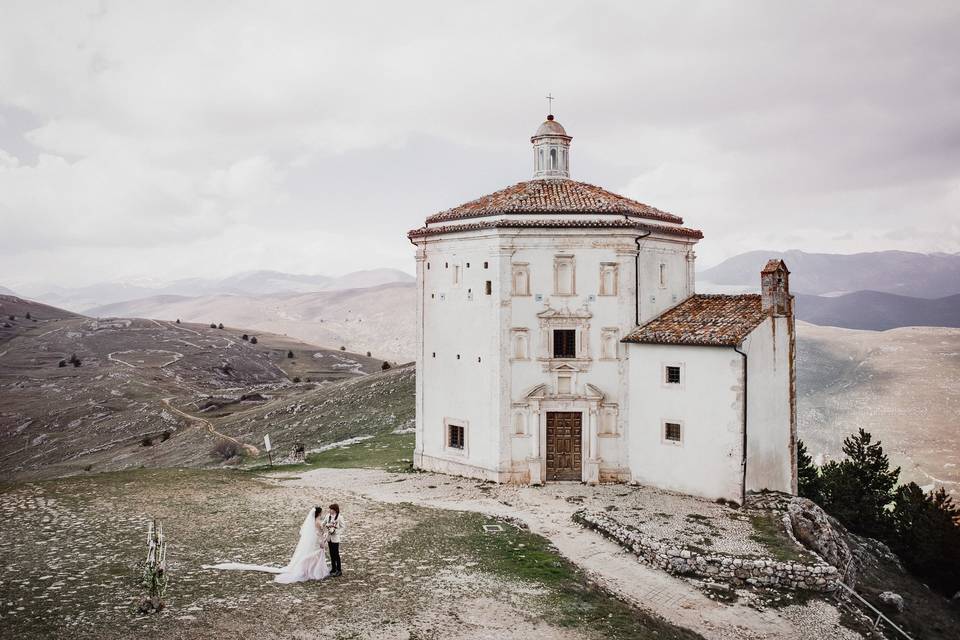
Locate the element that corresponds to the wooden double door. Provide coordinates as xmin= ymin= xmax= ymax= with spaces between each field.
xmin=545 ymin=411 xmax=583 ymax=481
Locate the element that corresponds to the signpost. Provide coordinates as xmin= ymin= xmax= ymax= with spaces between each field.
xmin=264 ymin=434 xmax=273 ymax=468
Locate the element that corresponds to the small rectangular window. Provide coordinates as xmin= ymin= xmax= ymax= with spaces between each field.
xmin=483 ymin=261 xmax=489 ymax=269
xmin=553 ymin=329 xmax=577 ymax=358
xmin=485 ymin=281 xmax=492 ymax=295
xmin=665 ymin=366 xmax=681 ymax=384
xmin=665 ymin=422 xmax=682 ymax=442
xmin=448 ymin=424 xmax=465 ymax=449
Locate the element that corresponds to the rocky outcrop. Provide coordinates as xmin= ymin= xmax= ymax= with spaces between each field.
xmin=575 ymin=510 xmax=839 ymax=592
xmin=879 ymin=591 xmax=905 ymax=613
xmin=786 ymin=498 xmax=854 ymax=571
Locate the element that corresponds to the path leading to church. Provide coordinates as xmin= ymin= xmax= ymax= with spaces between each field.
xmin=277 ymin=468 xmax=860 ymax=640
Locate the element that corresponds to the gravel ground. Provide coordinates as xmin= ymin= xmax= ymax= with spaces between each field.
xmin=0 ymin=469 xmax=699 ymax=640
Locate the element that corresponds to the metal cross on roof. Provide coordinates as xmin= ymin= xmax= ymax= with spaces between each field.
xmin=546 ymin=93 xmax=555 ymax=114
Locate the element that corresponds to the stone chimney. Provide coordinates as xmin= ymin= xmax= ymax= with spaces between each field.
xmin=760 ymin=259 xmax=791 ymax=316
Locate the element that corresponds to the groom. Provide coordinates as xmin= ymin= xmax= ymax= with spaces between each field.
xmin=323 ymin=503 xmax=344 ymax=577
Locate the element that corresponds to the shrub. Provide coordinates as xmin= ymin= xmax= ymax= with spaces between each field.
xmin=250 ymin=336 xmax=258 ymax=344
xmin=211 ymin=440 xmax=242 ymax=461
xmin=366 ymin=351 xmax=371 ymax=357
xmin=140 ymin=435 xmax=154 ymax=447
xmin=175 ymin=319 xmax=181 ymax=324
xmin=209 ymin=323 xmax=217 ymax=329
xmin=340 ymin=346 xmax=346 ymax=351
xmin=7 ymin=315 xmax=14 ymax=321
xmin=218 ymin=323 xmax=224 ymax=329
xmin=58 ymin=359 xmax=67 ymax=368
xmin=241 ymin=334 xmax=249 ymax=341
xmin=381 ymin=361 xmax=391 ymax=371
xmin=292 ymin=376 xmax=302 ymax=383
xmin=287 ymin=350 xmax=294 ymax=359
xmin=68 ymin=353 xmax=81 ymax=367
xmin=160 ymin=430 xmax=172 ymax=442
xmin=25 ymin=312 xmax=31 ymax=319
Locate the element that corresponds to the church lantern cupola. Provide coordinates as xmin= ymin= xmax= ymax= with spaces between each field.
xmin=531 ymin=114 xmax=572 ymax=179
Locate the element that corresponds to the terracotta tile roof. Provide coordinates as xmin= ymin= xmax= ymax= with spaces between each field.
xmin=425 ymin=179 xmax=685 ymax=225
xmin=761 ymin=259 xmax=789 ymax=274
xmin=407 ymin=218 xmax=704 ymax=240
xmin=622 ymin=294 xmax=768 ymax=346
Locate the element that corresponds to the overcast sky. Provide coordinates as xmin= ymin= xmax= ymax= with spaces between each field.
xmin=1 ymin=1 xmax=958 ymax=290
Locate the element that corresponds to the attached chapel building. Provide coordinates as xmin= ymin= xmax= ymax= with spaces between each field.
xmin=407 ymin=114 xmax=797 ymax=503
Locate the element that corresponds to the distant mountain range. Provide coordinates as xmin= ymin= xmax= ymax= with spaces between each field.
xmin=699 ymin=250 xmax=960 ymax=298
xmin=13 ymin=268 xmax=414 ymax=313
xmin=698 ymin=250 xmax=960 ymax=330
xmin=795 ymin=291 xmax=960 ymax=330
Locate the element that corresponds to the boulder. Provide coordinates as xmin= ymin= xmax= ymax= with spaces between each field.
xmin=787 ymin=498 xmax=856 ymax=580
xmin=879 ymin=591 xmax=905 ymax=613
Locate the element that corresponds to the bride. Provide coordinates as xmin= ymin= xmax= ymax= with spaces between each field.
xmin=204 ymin=506 xmax=330 ymax=583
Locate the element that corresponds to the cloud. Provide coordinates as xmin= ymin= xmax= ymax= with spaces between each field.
xmin=0 ymin=0 xmax=958 ymax=289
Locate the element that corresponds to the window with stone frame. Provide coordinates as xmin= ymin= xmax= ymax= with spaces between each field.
xmin=600 ymin=328 xmax=619 ymax=359
xmin=511 ymin=328 xmax=529 ymax=360
xmin=665 ymin=365 xmax=681 ymax=384
xmin=448 ymin=423 xmax=465 ymax=449
xmin=664 ymin=421 xmax=682 ymax=444
xmin=599 ymin=263 xmax=619 ymax=296
xmin=553 ymin=255 xmax=575 ymax=296
xmin=553 ymin=329 xmax=577 ymax=358
xmin=512 ymin=263 xmax=531 ymax=296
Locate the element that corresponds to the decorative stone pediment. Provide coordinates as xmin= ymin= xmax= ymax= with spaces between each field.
xmin=524 ymin=383 xmax=550 ymax=399
xmin=585 ymin=383 xmax=605 ymax=401
xmin=537 ymin=304 xmax=592 ymax=323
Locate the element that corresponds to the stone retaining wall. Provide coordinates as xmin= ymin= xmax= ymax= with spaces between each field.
xmin=575 ymin=510 xmax=839 ymax=592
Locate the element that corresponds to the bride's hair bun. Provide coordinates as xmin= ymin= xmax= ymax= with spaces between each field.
xmin=314 ymin=506 xmax=323 ymax=518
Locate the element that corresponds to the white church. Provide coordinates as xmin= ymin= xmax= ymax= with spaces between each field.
xmin=408 ymin=113 xmax=797 ymax=503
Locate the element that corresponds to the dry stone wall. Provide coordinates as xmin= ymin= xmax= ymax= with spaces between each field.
xmin=575 ymin=510 xmax=839 ymax=592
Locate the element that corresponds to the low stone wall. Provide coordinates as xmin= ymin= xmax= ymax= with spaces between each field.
xmin=574 ymin=510 xmax=839 ymax=592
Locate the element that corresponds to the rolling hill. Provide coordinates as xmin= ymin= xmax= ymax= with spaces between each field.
xmin=0 ymin=296 xmax=384 ymax=480
xmin=86 ymin=281 xmax=417 ymax=361
xmin=796 ymin=321 xmax=960 ymax=492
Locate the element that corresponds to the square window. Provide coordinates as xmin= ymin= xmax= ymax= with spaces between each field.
xmin=448 ymin=424 xmax=465 ymax=449
xmin=664 ymin=422 xmax=682 ymax=443
xmin=665 ymin=366 xmax=681 ymax=384
xmin=553 ymin=329 xmax=576 ymax=358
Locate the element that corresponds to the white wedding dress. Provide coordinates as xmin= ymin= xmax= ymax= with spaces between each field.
xmin=203 ymin=507 xmax=330 ymax=583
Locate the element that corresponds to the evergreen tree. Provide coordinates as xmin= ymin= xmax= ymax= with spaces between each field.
xmin=287 ymin=350 xmax=294 ymax=359
xmin=250 ymin=336 xmax=258 ymax=344
xmin=890 ymin=483 xmax=960 ymax=596
xmin=796 ymin=440 xmax=823 ymax=504
xmin=381 ymin=361 xmax=391 ymax=371
xmin=241 ymin=334 xmax=249 ymax=341
xmin=820 ymin=429 xmax=899 ymax=539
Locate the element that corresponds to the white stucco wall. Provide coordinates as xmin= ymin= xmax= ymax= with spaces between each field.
xmin=414 ymin=235 xmax=504 ymax=480
xmin=626 ymin=343 xmax=744 ymax=502
xmin=743 ymin=316 xmax=795 ymax=494
xmin=414 ymin=225 xmax=697 ymax=483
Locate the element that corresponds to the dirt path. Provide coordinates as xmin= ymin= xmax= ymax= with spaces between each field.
xmin=161 ymin=397 xmax=259 ymax=455
xmin=278 ymin=468 xmax=858 ymax=640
